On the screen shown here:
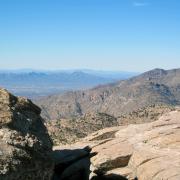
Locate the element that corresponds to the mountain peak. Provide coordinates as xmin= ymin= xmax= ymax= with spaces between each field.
xmin=37 ymin=67 xmax=180 ymax=120
xmin=141 ymin=68 xmax=167 ymax=79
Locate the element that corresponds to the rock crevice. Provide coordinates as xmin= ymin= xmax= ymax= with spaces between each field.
xmin=53 ymin=109 xmax=180 ymax=180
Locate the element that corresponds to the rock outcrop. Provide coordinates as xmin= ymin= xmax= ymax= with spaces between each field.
xmin=54 ymin=108 xmax=180 ymax=180
xmin=0 ymin=88 xmax=54 ymax=179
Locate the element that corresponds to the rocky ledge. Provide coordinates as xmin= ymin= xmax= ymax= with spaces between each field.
xmin=54 ymin=109 xmax=180 ymax=180
xmin=0 ymin=88 xmax=54 ymax=180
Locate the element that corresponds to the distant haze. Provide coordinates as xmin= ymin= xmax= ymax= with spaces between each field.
xmin=0 ymin=69 xmax=138 ymax=98
xmin=36 ymin=68 xmax=180 ymax=120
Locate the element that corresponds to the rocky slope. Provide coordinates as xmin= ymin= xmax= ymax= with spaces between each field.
xmin=53 ymin=108 xmax=180 ymax=180
xmin=0 ymin=88 xmax=54 ymax=179
xmin=36 ymin=68 xmax=180 ymax=120
xmin=46 ymin=113 xmax=118 ymax=145
xmin=117 ymin=104 xmax=175 ymax=125
xmin=46 ymin=105 xmax=174 ymax=145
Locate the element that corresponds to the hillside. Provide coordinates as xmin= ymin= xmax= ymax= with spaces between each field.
xmin=46 ymin=105 xmax=174 ymax=145
xmin=46 ymin=112 xmax=118 ymax=145
xmin=37 ymin=68 xmax=180 ymax=120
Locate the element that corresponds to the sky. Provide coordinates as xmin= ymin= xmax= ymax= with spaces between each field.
xmin=0 ymin=0 xmax=180 ymax=72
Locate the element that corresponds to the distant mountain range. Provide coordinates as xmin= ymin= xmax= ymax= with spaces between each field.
xmin=0 ymin=70 xmax=137 ymax=98
xmin=36 ymin=68 xmax=180 ymax=120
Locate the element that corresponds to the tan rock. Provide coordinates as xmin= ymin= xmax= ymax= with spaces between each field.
xmin=67 ymin=109 xmax=180 ymax=180
xmin=105 ymin=167 xmax=134 ymax=179
xmin=91 ymin=139 xmax=133 ymax=174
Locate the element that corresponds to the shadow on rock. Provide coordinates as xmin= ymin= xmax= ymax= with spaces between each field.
xmin=91 ymin=174 xmax=128 ymax=180
xmin=52 ymin=146 xmax=92 ymax=180
xmin=51 ymin=145 xmax=133 ymax=180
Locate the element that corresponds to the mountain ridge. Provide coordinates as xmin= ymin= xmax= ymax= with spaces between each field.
xmin=0 ymin=70 xmax=137 ymax=98
xmin=36 ymin=68 xmax=180 ymax=120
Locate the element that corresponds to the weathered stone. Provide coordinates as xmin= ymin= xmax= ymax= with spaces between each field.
xmin=0 ymin=88 xmax=54 ymax=180
xmin=105 ymin=167 xmax=134 ymax=179
xmin=58 ymin=109 xmax=180 ymax=180
xmin=91 ymin=140 xmax=133 ymax=174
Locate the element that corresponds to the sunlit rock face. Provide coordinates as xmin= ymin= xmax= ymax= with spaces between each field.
xmin=53 ymin=109 xmax=180 ymax=180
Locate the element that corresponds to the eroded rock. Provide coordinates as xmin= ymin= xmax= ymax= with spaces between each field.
xmin=0 ymin=88 xmax=54 ymax=180
xmin=55 ymin=109 xmax=180 ymax=180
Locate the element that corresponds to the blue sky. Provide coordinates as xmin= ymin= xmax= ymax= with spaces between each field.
xmin=0 ymin=0 xmax=179 ymax=72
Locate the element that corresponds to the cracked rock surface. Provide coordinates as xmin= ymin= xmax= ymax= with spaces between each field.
xmin=54 ymin=109 xmax=180 ymax=180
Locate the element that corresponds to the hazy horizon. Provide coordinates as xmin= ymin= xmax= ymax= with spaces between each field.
xmin=0 ymin=67 xmax=179 ymax=74
xmin=0 ymin=68 xmax=139 ymax=73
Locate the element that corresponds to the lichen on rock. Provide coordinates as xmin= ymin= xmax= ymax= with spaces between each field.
xmin=0 ymin=88 xmax=54 ymax=180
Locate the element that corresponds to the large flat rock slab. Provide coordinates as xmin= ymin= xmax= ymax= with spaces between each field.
xmin=59 ymin=109 xmax=180 ymax=180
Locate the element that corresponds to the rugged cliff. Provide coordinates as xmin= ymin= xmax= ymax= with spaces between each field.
xmin=0 ymin=88 xmax=54 ymax=179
